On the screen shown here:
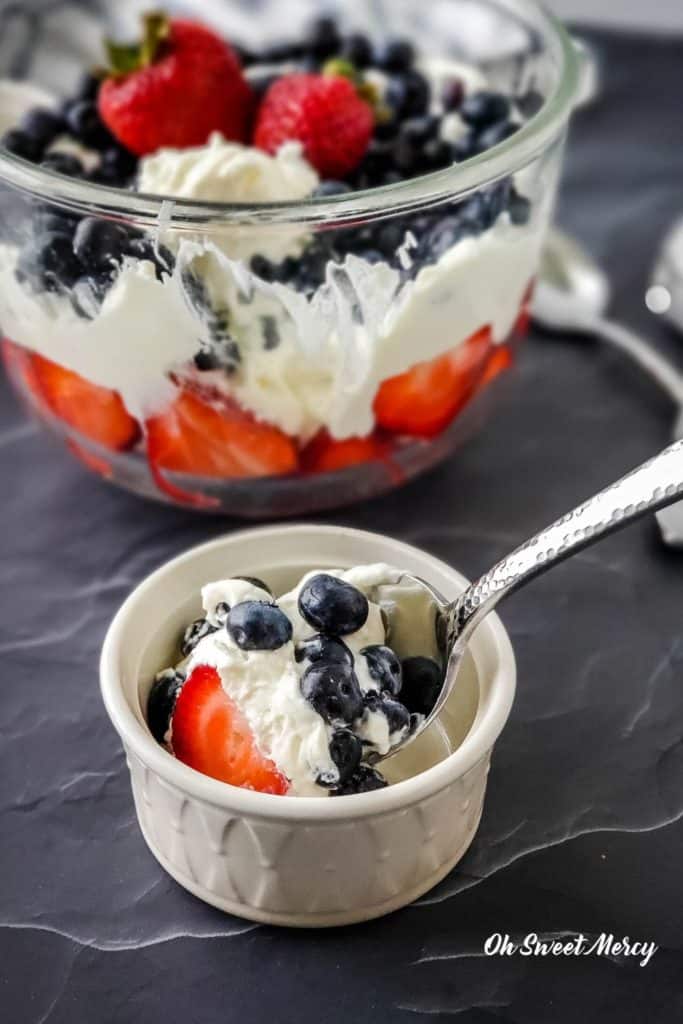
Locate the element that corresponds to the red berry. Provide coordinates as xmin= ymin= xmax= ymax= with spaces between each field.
xmin=98 ymin=17 xmax=252 ymax=156
xmin=301 ymin=430 xmax=390 ymax=473
xmin=254 ymin=73 xmax=374 ymax=179
xmin=145 ymin=387 xmax=298 ymax=485
xmin=373 ymin=327 xmax=494 ymax=438
xmin=28 ymin=352 xmax=139 ymax=451
xmin=171 ymin=664 xmax=289 ymax=794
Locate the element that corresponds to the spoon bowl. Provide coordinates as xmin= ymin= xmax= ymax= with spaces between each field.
xmin=373 ymin=439 xmax=683 ymax=762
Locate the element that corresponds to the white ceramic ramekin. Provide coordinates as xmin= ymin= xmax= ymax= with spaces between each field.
xmin=100 ymin=525 xmax=516 ymax=927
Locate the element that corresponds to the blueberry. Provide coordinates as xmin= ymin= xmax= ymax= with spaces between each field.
xmin=474 ymin=120 xmax=518 ymax=154
xmin=147 ymin=669 xmax=185 ymax=744
xmin=307 ymin=16 xmax=341 ymax=58
xmin=422 ymin=138 xmax=453 ymax=170
xmin=301 ymin=661 xmax=364 ymax=724
xmin=460 ymin=90 xmax=511 ymax=128
xmin=378 ymin=39 xmax=415 ymax=72
xmin=227 ymin=601 xmax=292 ymax=651
xmin=295 ymin=634 xmax=353 ymax=666
xmin=376 ymin=694 xmax=411 ymax=735
xmin=329 ymin=728 xmax=362 ymax=783
xmin=314 ymin=179 xmax=352 ymax=197
xmin=233 ymin=575 xmax=272 ymax=594
xmin=400 ymin=115 xmax=439 ymax=145
xmin=401 ymin=70 xmax=430 ymax=117
xmin=374 ymin=114 xmax=399 ymax=142
xmin=362 ymin=249 xmax=383 ymax=264
xmin=193 ymin=338 xmax=240 ymax=373
xmin=428 ymin=216 xmax=464 ymax=259
xmin=442 ymin=78 xmax=465 ymax=111
xmin=27 ymin=232 xmax=83 ymax=291
xmin=63 ymin=100 xmax=112 ymax=148
xmin=1 ymin=128 xmax=43 ymax=162
xmin=298 ymin=573 xmax=369 ymax=635
xmin=73 ymin=71 xmax=101 ymax=102
xmin=214 ymin=601 xmax=230 ymax=622
xmin=341 ymin=33 xmax=373 ymax=68
xmin=361 ymin=644 xmax=402 ymax=695
xmin=385 ymin=76 xmax=409 ymax=116
xmin=509 ymin=190 xmax=531 ymax=225
xmin=40 ymin=152 xmax=84 ymax=177
xmin=516 ymin=89 xmax=544 ymax=118
xmin=73 ymin=217 xmax=137 ymax=271
xmin=97 ymin=145 xmax=138 ymax=185
xmin=20 ymin=107 xmax=65 ymax=147
xmin=331 ymin=764 xmax=387 ymax=795
xmin=181 ymin=618 xmax=218 ymax=657
xmin=400 ymin=656 xmax=443 ymax=716
xmin=250 ymin=254 xmax=276 ymax=281
xmin=376 ymin=221 xmax=404 ymax=257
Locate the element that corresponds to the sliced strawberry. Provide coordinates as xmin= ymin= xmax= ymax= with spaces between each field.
xmin=301 ymin=430 xmax=390 ymax=474
xmin=29 ymin=353 xmax=139 ymax=451
xmin=145 ymin=389 xmax=299 ymax=508
xmin=171 ymin=664 xmax=289 ymax=795
xmin=146 ymin=389 xmax=298 ymax=478
xmin=373 ymin=326 xmax=494 ymax=438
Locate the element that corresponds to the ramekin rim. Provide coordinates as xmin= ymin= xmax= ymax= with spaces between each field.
xmin=100 ymin=524 xmax=516 ymax=822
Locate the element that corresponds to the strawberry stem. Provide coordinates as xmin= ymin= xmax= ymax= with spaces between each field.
xmin=104 ymin=10 xmax=170 ymax=77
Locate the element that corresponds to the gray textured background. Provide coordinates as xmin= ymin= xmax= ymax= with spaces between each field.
xmin=1 ymin=21 xmax=683 ymax=1024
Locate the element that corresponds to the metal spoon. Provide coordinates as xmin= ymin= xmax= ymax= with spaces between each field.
xmin=378 ymin=438 xmax=683 ymax=760
xmin=532 ymin=229 xmax=683 ymax=417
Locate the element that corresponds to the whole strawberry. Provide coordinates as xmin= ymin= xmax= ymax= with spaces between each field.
xmin=98 ymin=13 xmax=252 ymax=156
xmin=254 ymin=72 xmax=374 ymax=179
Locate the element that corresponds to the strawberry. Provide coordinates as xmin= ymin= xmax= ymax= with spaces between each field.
xmin=98 ymin=14 xmax=252 ymax=156
xmin=254 ymin=72 xmax=374 ymax=178
xmin=146 ymin=388 xmax=298 ymax=478
xmin=373 ymin=326 xmax=494 ymax=438
xmin=171 ymin=664 xmax=289 ymax=794
xmin=29 ymin=353 xmax=139 ymax=451
xmin=301 ymin=430 xmax=390 ymax=474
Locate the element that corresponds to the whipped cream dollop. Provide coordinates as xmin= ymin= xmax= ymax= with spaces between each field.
xmin=138 ymin=134 xmax=319 ymax=204
xmin=137 ymin=135 xmax=319 ymax=263
xmin=179 ymin=564 xmax=422 ymax=797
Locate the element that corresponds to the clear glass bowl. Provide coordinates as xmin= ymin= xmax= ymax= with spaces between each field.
xmin=0 ymin=0 xmax=579 ymax=514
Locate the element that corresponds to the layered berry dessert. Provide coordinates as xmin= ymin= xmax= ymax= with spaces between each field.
xmin=148 ymin=566 xmax=444 ymax=796
xmin=0 ymin=11 xmax=541 ymax=507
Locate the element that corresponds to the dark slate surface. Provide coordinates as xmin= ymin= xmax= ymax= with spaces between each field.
xmin=1 ymin=27 xmax=683 ymax=1024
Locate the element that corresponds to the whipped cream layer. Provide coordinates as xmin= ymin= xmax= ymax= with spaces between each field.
xmin=0 ymin=207 xmax=542 ymax=433
xmin=185 ymin=565 xmax=411 ymax=796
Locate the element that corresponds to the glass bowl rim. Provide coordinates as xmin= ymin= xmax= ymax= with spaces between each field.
xmin=0 ymin=0 xmax=580 ymax=229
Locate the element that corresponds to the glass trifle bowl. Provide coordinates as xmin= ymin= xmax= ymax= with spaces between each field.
xmin=0 ymin=0 xmax=579 ymax=514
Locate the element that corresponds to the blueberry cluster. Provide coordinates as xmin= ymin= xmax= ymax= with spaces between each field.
xmin=250 ymin=176 xmax=530 ymax=297
xmin=295 ymin=573 xmax=443 ymax=796
xmin=15 ymin=210 xmax=174 ymax=317
xmin=1 ymin=71 xmax=138 ymax=185
xmin=241 ymin=16 xmax=531 ymax=296
xmin=182 ymin=271 xmax=242 ymax=374
xmin=1 ymin=73 xmax=161 ymax=313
